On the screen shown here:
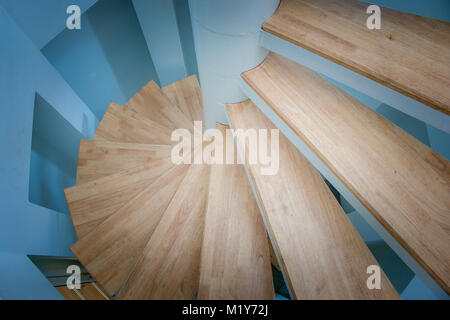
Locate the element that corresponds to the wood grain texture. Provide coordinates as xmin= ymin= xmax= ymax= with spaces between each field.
xmin=268 ymin=237 xmax=281 ymax=271
xmin=76 ymin=140 xmax=172 ymax=184
xmin=242 ymin=52 xmax=450 ymax=294
xmin=162 ymin=75 xmax=205 ymax=123
xmin=227 ymin=100 xmax=399 ymax=299
xmin=56 ymin=286 xmax=82 ymax=300
xmin=125 ymin=80 xmax=193 ymax=131
xmin=117 ymin=164 xmax=210 ymax=299
xmin=197 ymin=124 xmax=274 ymax=300
xmin=94 ymin=102 xmax=173 ymax=145
xmin=263 ymin=0 xmax=450 ymax=115
xmin=65 ymin=159 xmax=174 ymax=238
xmin=71 ymin=164 xmax=190 ymax=296
xmin=78 ymin=283 xmax=109 ymax=300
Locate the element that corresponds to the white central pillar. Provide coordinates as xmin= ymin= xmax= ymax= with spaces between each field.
xmin=189 ymin=0 xmax=280 ymax=129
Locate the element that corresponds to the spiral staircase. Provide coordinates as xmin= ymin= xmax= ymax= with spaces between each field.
xmin=64 ymin=0 xmax=449 ymax=300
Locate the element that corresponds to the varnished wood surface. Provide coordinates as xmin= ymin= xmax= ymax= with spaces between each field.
xmin=78 ymin=283 xmax=109 ymax=300
xmin=268 ymin=237 xmax=280 ymax=271
xmin=197 ymin=124 xmax=274 ymax=300
xmin=56 ymin=286 xmax=82 ymax=300
xmin=263 ymin=0 xmax=450 ymax=115
xmin=72 ymin=164 xmax=190 ymax=296
xmin=227 ymin=100 xmax=399 ymax=299
xmin=94 ymin=102 xmax=173 ymax=145
xmin=242 ymin=52 xmax=450 ymax=293
xmin=162 ymin=75 xmax=205 ymax=123
xmin=118 ymin=164 xmax=210 ymax=299
xmin=65 ymin=159 xmax=173 ymax=238
xmin=76 ymin=140 xmax=172 ymax=184
xmin=125 ymin=80 xmax=193 ymax=130
xmin=56 ymin=283 xmax=109 ymax=300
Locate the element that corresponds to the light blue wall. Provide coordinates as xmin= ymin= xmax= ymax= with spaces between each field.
xmin=86 ymin=0 xmax=159 ymax=99
xmin=0 ymin=0 xmax=97 ymax=49
xmin=174 ymin=0 xmax=199 ymax=79
xmin=0 ymin=5 xmax=98 ymax=299
xmin=42 ymin=0 xmax=159 ymax=120
xmin=401 ymin=276 xmax=440 ymax=300
xmin=29 ymin=94 xmax=85 ymax=214
xmin=133 ymin=0 xmax=187 ymax=86
xmin=29 ymin=151 xmax=74 ymax=214
xmin=427 ymin=125 xmax=450 ymax=160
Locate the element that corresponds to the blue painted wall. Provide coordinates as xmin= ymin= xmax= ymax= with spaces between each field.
xmin=0 ymin=0 xmax=97 ymax=49
xmin=174 ymin=0 xmax=199 ymax=79
xmin=29 ymin=94 xmax=85 ymax=214
xmin=0 ymin=4 xmax=98 ymax=299
xmin=42 ymin=0 xmax=159 ymax=120
xmin=132 ymin=0 xmax=188 ymax=86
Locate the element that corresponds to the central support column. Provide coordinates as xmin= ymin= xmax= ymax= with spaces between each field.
xmin=189 ymin=0 xmax=280 ymax=129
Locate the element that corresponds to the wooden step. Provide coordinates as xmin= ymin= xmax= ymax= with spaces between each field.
xmin=56 ymin=283 xmax=109 ymax=300
xmin=263 ymin=0 xmax=450 ymax=115
xmin=125 ymin=80 xmax=193 ymax=131
xmin=162 ymin=75 xmax=204 ymax=123
xmin=227 ymin=100 xmax=399 ymax=299
xmin=76 ymin=140 xmax=172 ymax=184
xmin=56 ymin=286 xmax=82 ymax=300
xmin=64 ymin=159 xmax=173 ymax=238
xmin=71 ymin=164 xmax=190 ymax=296
xmin=197 ymin=124 xmax=274 ymax=300
xmin=78 ymin=283 xmax=109 ymax=300
xmin=94 ymin=102 xmax=173 ymax=145
xmin=242 ymin=52 xmax=450 ymax=294
xmin=117 ymin=164 xmax=210 ymax=299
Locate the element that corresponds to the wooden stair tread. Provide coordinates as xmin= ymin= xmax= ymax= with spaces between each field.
xmin=71 ymin=164 xmax=190 ymax=296
xmin=76 ymin=140 xmax=172 ymax=184
xmin=117 ymin=164 xmax=210 ymax=299
xmin=263 ymin=0 xmax=450 ymax=115
xmin=65 ymin=159 xmax=174 ymax=238
xmin=78 ymin=283 xmax=109 ymax=300
xmin=242 ymin=52 xmax=450 ymax=293
xmin=94 ymin=102 xmax=173 ymax=145
xmin=227 ymin=100 xmax=399 ymax=299
xmin=125 ymin=80 xmax=193 ymax=130
xmin=56 ymin=286 xmax=82 ymax=300
xmin=162 ymin=75 xmax=204 ymax=123
xmin=197 ymin=124 xmax=274 ymax=300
